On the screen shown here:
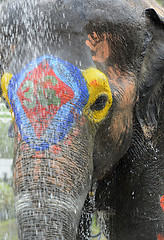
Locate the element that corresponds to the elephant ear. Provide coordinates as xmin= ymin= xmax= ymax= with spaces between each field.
xmin=145 ymin=8 xmax=164 ymax=29
xmin=136 ymin=8 xmax=164 ymax=139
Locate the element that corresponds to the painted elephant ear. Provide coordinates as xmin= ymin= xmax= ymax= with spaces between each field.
xmin=136 ymin=8 xmax=164 ymax=139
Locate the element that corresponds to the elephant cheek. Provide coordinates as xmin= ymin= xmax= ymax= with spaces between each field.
xmin=93 ymin=109 xmax=133 ymax=180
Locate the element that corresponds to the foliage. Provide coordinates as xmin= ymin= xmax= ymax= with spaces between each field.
xmin=0 ymin=219 xmax=18 ymax=240
xmin=0 ymin=181 xmax=15 ymax=221
xmin=91 ymin=214 xmax=107 ymax=240
xmin=0 ymin=100 xmax=14 ymax=159
xmin=0 ymin=122 xmax=14 ymax=159
xmin=157 ymin=0 xmax=164 ymax=6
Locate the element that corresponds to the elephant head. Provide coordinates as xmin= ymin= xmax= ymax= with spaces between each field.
xmin=0 ymin=0 xmax=164 ymax=239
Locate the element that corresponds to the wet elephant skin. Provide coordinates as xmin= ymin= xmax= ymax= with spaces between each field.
xmin=0 ymin=0 xmax=164 ymax=239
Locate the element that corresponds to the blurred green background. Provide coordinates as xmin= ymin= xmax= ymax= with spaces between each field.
xmin=157 ymin=0 xmax=164 ymax=6
xmin=0 ymin=100 xmax=14 ymax=159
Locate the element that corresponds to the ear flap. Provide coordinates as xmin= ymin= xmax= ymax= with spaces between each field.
xmin=145 ymin=8 xmax=164 ymax=29
xmin=136 ymin=9 xmax=164 ymax=139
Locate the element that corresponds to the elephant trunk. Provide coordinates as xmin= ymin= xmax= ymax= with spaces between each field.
xmin=13 ymin=125 xmax=93 ymax=240
xmin=15 ymin=191 xmax=81 ymax=239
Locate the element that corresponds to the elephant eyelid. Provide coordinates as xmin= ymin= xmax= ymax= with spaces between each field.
xmin=90 ymin=94 xmax=108 ymax=111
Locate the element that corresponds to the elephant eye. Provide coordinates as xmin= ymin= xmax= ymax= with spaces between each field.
xmin=90 ymin=94 xmax=108 ymax=111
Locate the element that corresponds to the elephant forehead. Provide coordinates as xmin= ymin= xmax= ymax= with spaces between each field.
xmin=8 ymin=56 xmax=89 ymax=150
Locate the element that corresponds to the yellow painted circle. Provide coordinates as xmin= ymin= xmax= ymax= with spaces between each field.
xmin=82 ymin=68 xmax=112 ymax=123
xmin=1 ymin=73 xmax=14 ymax=120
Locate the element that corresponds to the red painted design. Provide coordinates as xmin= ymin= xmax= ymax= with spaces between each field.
xmin=86 ymin=32 xmax=111 ymax=63
xmin=21 ymin=143 xmax=30 ymax=151
xmin=80 ymin=116 xmax=86 ymax=126
xmin=17 ymin=61 xmax=75 ymax=138
xmin=157 ymin=233 xmax=164 ymax=240
xmin=50 ymin=145 xmax=62 ymax=154
xmin=73 ymin=128 xmax=79 ymax=136
xmin=65 ymin=136 xmax=73 ymax=146
xmin=89 ymin=79 xmax=100 ymax=87
xmin=32 ymin=151 xmax=45 ymax=158
xmin=160 ymin=195 xmax=164 ymax=212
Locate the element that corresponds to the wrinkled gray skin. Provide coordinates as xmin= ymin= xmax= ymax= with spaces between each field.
xmin=0 ymin=0 xmax=164 ymax=239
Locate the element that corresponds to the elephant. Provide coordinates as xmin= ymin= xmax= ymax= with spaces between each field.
xmin=0 ymin=0 xmax=164 ymax=239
